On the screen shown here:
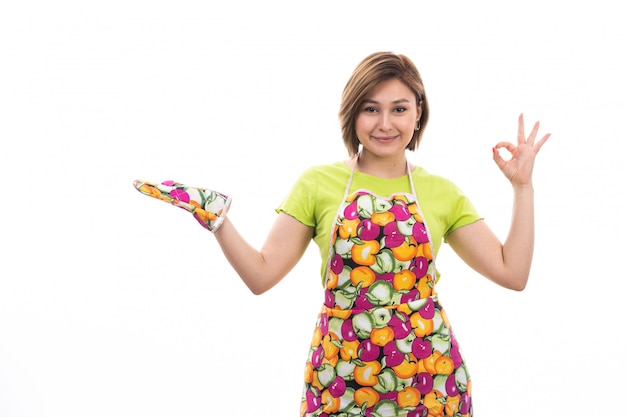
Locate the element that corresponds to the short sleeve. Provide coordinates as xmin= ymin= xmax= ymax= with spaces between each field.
xmin=443 ymin=182 xmax=482 ymax=241
xmin=275 ymin=167 xmax=318 ymax=227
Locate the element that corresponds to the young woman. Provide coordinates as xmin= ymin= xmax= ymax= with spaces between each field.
xmin=134 ymin=51 xmax=550 ymax=417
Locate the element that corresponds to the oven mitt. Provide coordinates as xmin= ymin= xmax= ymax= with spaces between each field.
xmin=133 ymin=179 xmax=231 ymax=232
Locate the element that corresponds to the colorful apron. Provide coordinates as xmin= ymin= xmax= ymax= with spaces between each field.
xmin=300 ymin=162 xmax=473 ymax=417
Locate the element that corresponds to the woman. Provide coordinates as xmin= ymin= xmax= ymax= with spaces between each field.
xmin=134 ymin=51 xmax=550 ymax=416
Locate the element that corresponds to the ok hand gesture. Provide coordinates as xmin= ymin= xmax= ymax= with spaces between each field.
xmin=493 ymin=114 xmax=551 ymax=187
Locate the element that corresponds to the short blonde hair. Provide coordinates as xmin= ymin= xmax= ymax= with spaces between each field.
xmin=339 ymin=52 xmax=430 ymax=156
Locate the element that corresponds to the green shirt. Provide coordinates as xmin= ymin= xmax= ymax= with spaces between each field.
xmin=277 ymin=162 xmax=482 ymax=284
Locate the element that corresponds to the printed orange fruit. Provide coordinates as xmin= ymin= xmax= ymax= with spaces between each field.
xmin=392 ymin=353 xmax=419 ymax=379
xmin=350 ymin=266 xmax=376 ymax=287
xmin=354 ymin=387 xmax=380 ymax=407
xmin=410 ymin=312 xmax=434 ymax=337
xmin=321 ymin=389 xmax=341 ymax=413
xmin=434 ymin=355 xmax=454 ymax=375
xmin=339 ymin=340 xmax=360 ymax=361
xmin=393 ymin=270 xmax=417 ymax=291
xmin=354 ymin=360 xmax=381 ymax=387
xmin=397 ymin=386 xmax=421 ymax=408
xmin=371 ymin=211 xmax=395 ymax=226
xmin=370 ymin=326 xmax=394 ymax=347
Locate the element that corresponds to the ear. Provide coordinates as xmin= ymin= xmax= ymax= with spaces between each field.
xmin=415 ymin=100 xmax=423 ymax=121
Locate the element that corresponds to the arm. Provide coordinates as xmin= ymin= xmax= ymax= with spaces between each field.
xmin=446 ymin=114 xmax=550 ymax=291
xmin=214 ymin=212 xmax=314 ymax=295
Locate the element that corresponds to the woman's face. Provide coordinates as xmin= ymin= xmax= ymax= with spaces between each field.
xmin=355 ymin=78 xmax=421 ymax=160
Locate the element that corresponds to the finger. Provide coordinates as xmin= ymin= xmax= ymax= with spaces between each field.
xmin=517 ymin=113 xmax=526 ymax=145
xmin=492 ymin=146 xmax=507 ymax=170
xmin=533 ymin=132 xmax=551 ymax=152
xmin=527 ymin=121 xmax=540 ymax=146
xmin=494 ymin=141 xmax=516 ymax=153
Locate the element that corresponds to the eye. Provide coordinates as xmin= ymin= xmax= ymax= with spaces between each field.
xmin=394 ymin=107 xmax=407 ymax=113
xmin=362 ymin=106 xmax=377 ymax=113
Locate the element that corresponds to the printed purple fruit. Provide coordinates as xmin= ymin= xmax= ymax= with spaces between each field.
xmin=460 ymin=392 xmax=471 ymax=414
xmin=382 ymin=222 xmax=404 ymax=248
xmin=324 ymin=289 xmax=335 ymax=308
xmin=305 ymin=387 xmax=322 ymax=412
xmin=357 ymin=219 xmax=380 ymax=240
xmin=357 ymin=339 xmax=381 ymax=361
xmin=412 ymin=222 xmax=429 ymax=243
xmin=169 ymin=188 xmax=190 ymax=203
xmin=383 ymin=341 xmax=405 ymax=367
xmin=377 ymin=272 xmax=394 ymax=283
xmin=343 ymin=200 xmax=359 ymax=220
xmin=389 ymin=203 xmax=411 ymax=221
xmin=311 ymin=346 xmax=324 ymax=368
xmin=407 ymin=405 xmax=428 ymax=417
xmin=388 ymin=312 xmax=412 ymax=339
xmin=328 ymin=376 xmax=347 ymax=397
xmin=450 ymin=340 xmax=463 ymax=368
xmin=411 ymin=336 xmax=432 ymax=359
xmin=330 ymin=253 xmax=344 ymax=274
xmin=319 ymin=313 xmax=329 ymax=336
xmin=378 ymin=390 xmax=398 ymax=402
xmin=418 ymin=297 xmax=435 ymax=320
xmin=355 ymin=292 xmax=375 ymax=309
xmin=415 ymin=372 xmax=434 ymax=395
xmin=341 ymin=319 xmax=358 ymax=342
xmin=400 ymin=289 xmax=419 ymax=304
xmin=445 ymin=374 xmax=459 ymax=397
xmin=410 ymin=256 xmax=429 ymax=278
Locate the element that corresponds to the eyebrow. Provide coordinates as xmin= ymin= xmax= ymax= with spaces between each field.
xmin=362 ymin=99 xmax=412 ymax=104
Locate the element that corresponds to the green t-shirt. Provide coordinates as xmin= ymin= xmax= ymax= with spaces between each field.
xmin=277 ymin=162 xmax=482 ymax=284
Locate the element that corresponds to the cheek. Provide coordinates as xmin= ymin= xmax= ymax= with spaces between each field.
xmin=354 ymin=116 xmax=371 ymax=135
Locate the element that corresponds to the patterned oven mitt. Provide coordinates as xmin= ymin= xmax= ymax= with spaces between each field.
xmin=133 ymin=180 xmax=231 ymax=232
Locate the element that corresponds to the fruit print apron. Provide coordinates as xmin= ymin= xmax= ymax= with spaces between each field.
xmin=300 ymin=162 xmax=473 ymax=417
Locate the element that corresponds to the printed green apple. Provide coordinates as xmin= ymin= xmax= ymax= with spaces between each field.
xmin=373 ymin=197 xmax=392 ymax=213
xmin=335 ymin=360 xmax=356 ymax=379
xmin=365 ymin=281 xmax=394 ymax=306
xmin=396 ymin=217 xmax=417 ymax=236
xmin=338 ymin=387 xmax=356 ymax=413
xmin=370 ymin=249 xmax=396 ymax=274
xmin=316 ymin=363 xmax=337 ymax=388
xmin=371 ymin=307 xmax=392 ymax=327
xmin=430 ymin=333 xmax=451 ymax=355
xmin=396 ymin=333 xmax=416 ymax=354
xmin=352 ymin=311 xmax=374 ymax=338
xmin=373 ymin=399 xmax=399 ymax=416
xmin=357 ymin=195 xmax=375 ymax=218
xmin=373 ymin=368 xmax=398 ymax=393
xmin=333 ymin=286 xmax=357 ymax=310
xmin=334 ymin=237 xmax=354 ymax=258
xmin=336 ymin=265 xmax=353 ymax=288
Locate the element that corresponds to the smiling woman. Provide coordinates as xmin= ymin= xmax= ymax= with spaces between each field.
xmin=133 ymin=51 xmax=550 ymax=417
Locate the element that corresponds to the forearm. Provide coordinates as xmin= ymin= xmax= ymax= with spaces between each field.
xmin=501 ymin=184 xmax=535 ymax=289
xmin=213 ymin=218 xmax=278 ymax=294
xmin=213 ymin=213 xmax=313 ymax=295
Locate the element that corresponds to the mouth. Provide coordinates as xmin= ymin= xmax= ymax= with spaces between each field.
xmin=372 ymin=135 xmax=399 ymax=143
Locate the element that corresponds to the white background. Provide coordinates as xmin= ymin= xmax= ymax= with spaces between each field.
xmin=1 ymin=1 xmax=624 ymax=416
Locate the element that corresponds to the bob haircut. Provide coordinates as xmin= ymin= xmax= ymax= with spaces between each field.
xmin=339 ymin=52 xmax=430 ymax=156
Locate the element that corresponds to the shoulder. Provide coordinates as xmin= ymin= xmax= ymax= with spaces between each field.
xmin=296 ymin=161 xmax=350 ymax=183
xmin=412 ymin=166 xmax=459 ymax=192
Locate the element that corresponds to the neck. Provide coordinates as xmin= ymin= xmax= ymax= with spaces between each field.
xmin=353 ymin=151 xmax=409 ymax=179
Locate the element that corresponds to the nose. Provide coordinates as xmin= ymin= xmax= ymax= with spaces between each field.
xmin=378 ymin=111 xmax=392 ymax=131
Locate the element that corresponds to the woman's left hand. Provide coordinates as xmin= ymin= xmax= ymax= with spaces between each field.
xmin=493 ymin=113 xmax=551 ymax=186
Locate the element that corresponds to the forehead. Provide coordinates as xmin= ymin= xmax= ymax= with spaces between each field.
xmin=364 ymin=78 xmax=415 ymax=102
